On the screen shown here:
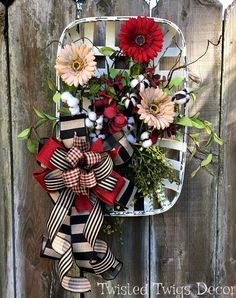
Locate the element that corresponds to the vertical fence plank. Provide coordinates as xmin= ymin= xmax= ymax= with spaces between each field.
xmin=8 ymin=1 xmax=74 ymax=297
xmin=81 ymin=1 xmax=151 ymax=297
xmin=0 ymin=3 xmax=15 ymax=298
xmin=150 ymin=1 xmax=223 ymax=296
xmin=218 ymin=2 xmax=236 ymax=294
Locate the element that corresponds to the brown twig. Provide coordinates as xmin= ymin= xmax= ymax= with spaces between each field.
xmin=167 ymin=35 xmax=222 ymax=86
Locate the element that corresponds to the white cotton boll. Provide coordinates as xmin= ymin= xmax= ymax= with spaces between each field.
xmin=96 ymin=115 xmax=103 ymax=124
xmin=127 ymin=116 xmax=135 ymax=125
xmin=130 ymin=79 xmax=139 ymax=88
xmin=69 ymin=107 xmax=80 ymax=116
xmin=127 ymin=124 xmax=135 ymax=132
xmin=140 ymin=131 xmax=150 ymax=141
xmin=96 ymin=123 xmax=103 ymax=130
xmin=61 ymin=92 xmax=74 ymax=103
xmin=88 ymin=111 xmax=97 ymax=121
xmin=124 ymin=99 xmax=130 ymax=109
xmin=139 ymin=82 xmax=145 ymax=92
xmin=89 ymin=133 xmax=98 ymax=142
xmin=127 ymin=134 xmax=136 ymax=144
xmin=67 ymin=96 xmax=79 ymax=108
xmin=142 ymin=139 xmax=152 ymax=148
xmin=98 ymin=134 xmax=106 ymax=140
xmin=138 ymin=74 xmax=144 ymax=81
xmin=86 ymin=118 xmax=94 ymax=128
xmin=89 ymin=132 xmax=97 ymax=138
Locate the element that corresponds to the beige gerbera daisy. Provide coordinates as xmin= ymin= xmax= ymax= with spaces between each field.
xmin=137 ymin=87 xmax=174 ymax=130
xmin=55 ymin=43 xmax=97 ymax=87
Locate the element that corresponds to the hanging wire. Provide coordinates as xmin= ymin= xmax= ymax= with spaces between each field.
xmin=74 ymin=0 xmax=85 ymax=19
xmin=144 ymin=0 xmax=159 ymax=17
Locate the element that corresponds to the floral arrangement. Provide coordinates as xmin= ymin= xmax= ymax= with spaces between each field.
xmin=18 ymin=16 xmax=222 ymax=293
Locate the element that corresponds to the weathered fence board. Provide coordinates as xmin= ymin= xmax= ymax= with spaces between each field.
xmin=0 ymin=3 xmax=15 ymax=298
xmin=218 ymin=1 xmax=236 ymax=294
xmin=1 ymin=0 xmax=236 ymax=297
xmin=151 ymin=1 xmax=223 ymax=297
xmin=8 ymin=1 xmax=74 ymax=297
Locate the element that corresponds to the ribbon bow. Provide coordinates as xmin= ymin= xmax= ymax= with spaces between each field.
xmin=33 ymin=134 xmax=137 ymax=293
xmin=59 ymin=138 xmax=102 ymax=195
xmin=41 ymin=135 xmax=123 ymax=207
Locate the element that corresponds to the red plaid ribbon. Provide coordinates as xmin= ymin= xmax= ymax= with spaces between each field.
xmin=61 ymin=135 xmax=102 ymax=195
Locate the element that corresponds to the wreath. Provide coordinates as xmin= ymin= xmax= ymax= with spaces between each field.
xmin=18 ymin=16 xmax=222 ymax=293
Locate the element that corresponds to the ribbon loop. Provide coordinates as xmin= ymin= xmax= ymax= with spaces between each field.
xmin=66 ymin=147 xmax=84 ymax=167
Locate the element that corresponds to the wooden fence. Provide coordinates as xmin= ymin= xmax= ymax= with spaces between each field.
xmin=0 ymin=0 xmax=235 ymax=297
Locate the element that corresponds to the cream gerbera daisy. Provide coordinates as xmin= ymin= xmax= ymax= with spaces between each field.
xmin=137 ymin=87 xmax=174 ymax=130
xmin=55 ymin=43 xmax=97 ymax=87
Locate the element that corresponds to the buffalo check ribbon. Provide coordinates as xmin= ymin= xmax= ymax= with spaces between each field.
xmin=33 ymin=134 xmax=136 ymax=293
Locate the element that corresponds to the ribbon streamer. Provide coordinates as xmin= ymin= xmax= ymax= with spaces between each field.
xmin=34 ymin=135 xmax=136 ymax=293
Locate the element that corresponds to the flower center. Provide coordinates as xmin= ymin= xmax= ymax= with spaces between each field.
xmin=72 ymin=59 xmax=83 ymax=72
xmin=135 ymin=35 xmax=145 ymax=46
xmin=150 ymin=103 xmax=160 ymax=115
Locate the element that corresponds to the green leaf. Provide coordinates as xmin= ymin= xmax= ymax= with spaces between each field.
xmin=189 ymin=133 xmax=200 ymax=139
xmin=51 ymin=120 xmax=58 ymax=134
xmin=99 ymin=46 xmax=115 ymax=56
xmin=191 ymin=92 xmax=197 ymax=102
xmin=18 ymin=128 xmax=30 ymax=139
xmin=191 ymin=118 xmax=205 ymax=129
xmin=43 ymin=113 xmax=57 ymax=121
xmin=176 ymin=117 xmax=193 ymax=127
xmin=33 ymin=107 xmax=45 ymax=119
xmin=206 ymin=134 xmax=214 ymax=147
xmin=204 ymin=121 xmax=212 ymax=135
xmin=192 ymin=112 xmax=200 ymax=118
xmin=35 ymin=118 xmax=48 ymax=129
xmin=122 ymin=71 xmax=130 ymax=85
xmin=213 ymin=133 xmax=223 ymax=146
xmin=107 ymin=86 xmax=116 ymax=95
xmin=121 ymin=78 xmax=127 ymax=86
xmin=190 ymin=146 xmax=197 ymax=161
xmin=53 ymin=92 xmax=61 ymax=103
xmin=190 ymin=133 xmax=200 ymax=146
xmin=168 ymin=77 xmax=184 ymax=89
xmin=201 ymin=153 xmax=213 ymax=167
xmin=130 ymin=63 xmax=141 ymax=77
xmin=175 ymin=131 xmax=182 ymax=141
xmin=163 ymin=88 xmax=172 ymax=96
xmin=109 ymin=68 xmax=119 ymax=79
xmin=117 ymin=103 xmax=125 ymax=111
xmin=47 ymin=78 xmax=57 ymax=92
xmin=191 ymin=166 xmax=201 ymax=178
xmin=58 ymin=107 xmax=70 ymax=115
xmin=89 ymin=84 xmax=100 ymax=94
xmin=61 ymin=82 xmax=77 ymax=95
xmin=27 ymin=138 xmax=36 ymax=153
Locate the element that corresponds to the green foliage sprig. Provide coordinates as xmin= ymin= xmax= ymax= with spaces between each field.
xmin=118 ymin=145 xmax=177 ymax=200
xmin=176 ymin=113 xmax=223 ymax=177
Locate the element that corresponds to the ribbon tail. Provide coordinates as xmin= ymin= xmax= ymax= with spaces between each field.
xmin=83 ymin=197 xmax=104 ymax=248
xmin=47 ymin=188 xmax=75 ymax=240
xmin=91 ymin=239 xmax=123 ymax=280
xmin=40 ymin=236 xmax=61 ymax=260
xmin=52 ymin=235 xmax=91 ymax=293
xmin=83 ymin=196 xmax=123 ymax=279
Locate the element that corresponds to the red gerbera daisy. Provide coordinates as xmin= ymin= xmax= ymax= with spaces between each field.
xmin=118 ymin=16 xmax=163 ymax=63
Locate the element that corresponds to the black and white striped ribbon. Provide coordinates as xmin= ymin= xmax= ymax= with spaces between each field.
xmin=41 ymin=189 xmax=122 ymax=293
